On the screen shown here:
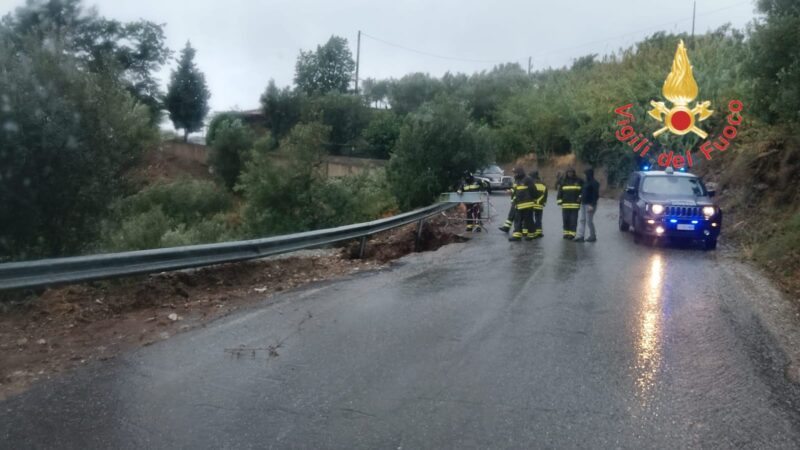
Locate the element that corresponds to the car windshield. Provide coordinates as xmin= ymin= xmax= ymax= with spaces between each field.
xmin=482 ymin=165 xmax=503 ymax=174
xmin=641 ymin=176 xmax=706 ymax=196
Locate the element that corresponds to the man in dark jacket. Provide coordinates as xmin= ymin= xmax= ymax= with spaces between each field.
xmin=574 ymin=168 xmax=600 ymax=242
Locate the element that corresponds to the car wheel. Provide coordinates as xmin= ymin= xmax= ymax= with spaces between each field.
xmin=704 ymin=237 xmax=717 ymax=251
xmin=619 ymin=209 xmax=630 ymax=232
xmin=632 ymin=213 xmax=646 ymax=245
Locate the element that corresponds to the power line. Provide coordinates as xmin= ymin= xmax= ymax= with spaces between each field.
xmin=360 ymin=32 xmax=507 ymax=64
xmin=533 ymin=0 xmax=752 ymax=57
xmin=359 ymin=1 xmax=752 ymax=67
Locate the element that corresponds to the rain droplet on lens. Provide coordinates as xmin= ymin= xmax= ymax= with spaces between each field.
xmin=66 ymin=136 xmax=78 ymax=149
xmin=3 ymin=120 xmax=18 ymax=133
xmin=42 ymin=38 xmax=56 ymax=53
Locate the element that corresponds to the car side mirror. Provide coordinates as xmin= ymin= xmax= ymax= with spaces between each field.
xmin=707 ymin=189 xmax=716 ymax=197
xmin=625 ymin=187 xmax=636 ymax=195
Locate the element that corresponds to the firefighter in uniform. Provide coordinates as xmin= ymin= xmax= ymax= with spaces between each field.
xmin=557 ymin=168 xmax=583 ymax=239
xmin=457 ymin=171 xmax=488 ymax=232
xmin=509 ymin=167 xmax=538 ymax=241
xmin=531 ymin=171 xmax=548 ymax=239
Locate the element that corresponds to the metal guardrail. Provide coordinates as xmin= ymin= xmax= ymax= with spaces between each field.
xmin=0 ymin=202 xmax=456 ymax=292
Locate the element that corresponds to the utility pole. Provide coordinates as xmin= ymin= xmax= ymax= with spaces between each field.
xmin=355 ymin=30 xmax=361 ymax=94
xmin=691 ymin=1 xmax=696 ymax=47
xmin=527 ymin=56 xmax=532 ymax=76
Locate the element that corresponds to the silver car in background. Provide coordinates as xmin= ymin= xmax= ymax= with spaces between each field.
xmin=475 ymin=164 xmax=513 ymax=192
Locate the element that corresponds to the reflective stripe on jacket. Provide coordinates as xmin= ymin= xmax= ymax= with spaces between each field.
xmin=512 ymin=177 xmax=538 ymax=210
xmin=458 ymin=178 xmax=488 ymax=193
xmin=462 ymin=183 xmax=482 ymax=191
xmin=557 ymin=178 xmax=583 ymax=209
xmin=533 ymin=182 xmax=548 ymax=210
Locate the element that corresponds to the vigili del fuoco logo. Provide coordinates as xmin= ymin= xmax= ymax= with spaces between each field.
xmin=614 ymin=40 xmax=744 ymax=170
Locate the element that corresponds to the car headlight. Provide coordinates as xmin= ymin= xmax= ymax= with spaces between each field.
xmin=702 ymin=206 xmax=716 ymax=217
xmin=651 ymin=204 xmax=664 ymax=214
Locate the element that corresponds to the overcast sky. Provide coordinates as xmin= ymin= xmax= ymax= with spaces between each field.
xmin=1 ymin=0 xmax=758 ymax=115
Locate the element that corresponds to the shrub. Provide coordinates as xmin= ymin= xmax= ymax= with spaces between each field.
xmin=208 ymin=118 xmax=255 ymax=189
xmin=119 ymin=179 xmax=233 ymax=223
xmin=239 ymin=123 xmax=330 ymax=235
xmin=313 ymin=171 xmax=398 ymax=227
xmin=105 ymin=207 xmax=172 ymax=251
xmin=252 ymin=133 xmax=278 ymax=154
xmin=100 ymin=179 xmax=237 ymax=251
xmin=238 ymin=123 xmax=397 ymax=237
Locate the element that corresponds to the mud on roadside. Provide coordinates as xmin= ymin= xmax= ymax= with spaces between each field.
xmin=0 ymin=218 xmax=465 ymax=400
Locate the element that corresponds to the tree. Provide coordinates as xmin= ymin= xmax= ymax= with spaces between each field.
xmin=497 ymin=70 xmax=574 ymax=162
xmin=441 ymin=71 xmax=470 ymax=96
xmin=295 ymin=36 xmax=355 ymax=95
xmin=4 ymin=0 xmax=171 ymax=124
xmin=387 ymin=73 xmax=443 ymax=115
xmin=303 ymin=93 xmax=370 ymax=155
xmin=165 ymin=42 xmax=211 ymax=142
xmin=387 ymin=96 xmax=491 ymax=209
xmin=239 ymin=123 xmax=330 ymax=235
xmin=746 ymin=0 xmax=800 ymax=124
xmin=208 ymin=118 xmax=255 ymax=189
xmin=466 ymin=63 xmax=529 ymax=125
xmin=260 ymin=80 xmax=304 ymax=140
xmin=0 ymin=35 xmax=155 ymax=259
xmin=361 ymin=78 xmax=391 ymax=108
xmin=362 ymin=111 xmax=402 ymax=159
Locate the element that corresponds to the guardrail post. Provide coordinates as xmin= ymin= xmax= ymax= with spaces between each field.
xmin=414 ymin=219 xmax=425 ymax=252
xmin=358 ymin=236 xmax=368 ymax=259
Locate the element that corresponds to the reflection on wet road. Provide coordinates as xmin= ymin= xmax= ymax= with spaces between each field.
xmin=636 ymin=254 xmax=664 ymax=401
xmin=2 ymin=197 xmax=800 ymax=449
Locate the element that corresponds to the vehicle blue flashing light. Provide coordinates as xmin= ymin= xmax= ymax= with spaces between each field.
xmin=679 ymin=167 xmax=687 ymax=172
xmin=692 ymin=220 xmax=699 ymax=224
xmin=670 ymin=219 xmax=678 ymax=224
xmin=643 ymin=165 xmax=650 ymax=171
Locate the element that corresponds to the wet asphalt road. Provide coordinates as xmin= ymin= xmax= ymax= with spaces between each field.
xmin=2 ymin=196 xmax=800 ymax=449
